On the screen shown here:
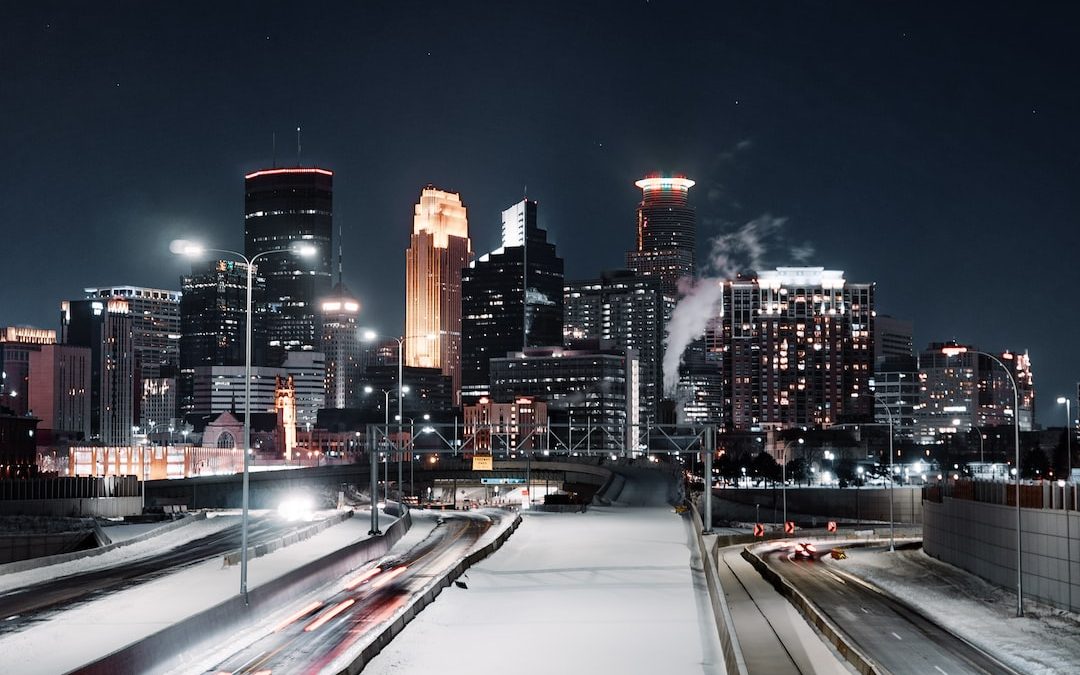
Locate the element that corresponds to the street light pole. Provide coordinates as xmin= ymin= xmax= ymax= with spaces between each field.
xmin=1058 ymin=397 xmax=1072 ymax=486
xmin=944 ymin=344 xmax=1023 ymax=617
xmin=1058 ymin=395 xmax=1073 ymax=611
xmin=781 ymin=438 xmax=803 ymax=528
xmin=175 ymin=239 xmax=315 ymax=603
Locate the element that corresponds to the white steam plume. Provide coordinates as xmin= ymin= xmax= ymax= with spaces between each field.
xmin=662 ymin=214 xmax=812 ymax=394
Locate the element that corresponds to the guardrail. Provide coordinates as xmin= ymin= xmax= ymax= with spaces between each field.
xmin=690 ymin=502 xmax=748 ymax=675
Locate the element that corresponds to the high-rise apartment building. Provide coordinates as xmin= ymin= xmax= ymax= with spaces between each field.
xmin=320 ymin=281 xmax=362 ymax=409
xmin=405 ymin=186 xmax=471 ymax=401
xmin=0 ymin=327 xmax=56 ymax=416
xmin=84 ymin=286 xmax=181 ymax=430
xmin=707 ymin=267 xmax=875 ymax=430
xmin=61 ymin=299 xmax=135 ymax=445
xmin=83 ymin=286 xmax=181 ymax=378
xmin=28 ymin=344 xmax=91 ymax=445
xmin=915 ymin=342 xmax=1035 ymax=443
xmin=625 ymin=175 xmax=696 ymax=300
xmin=564 ymin=270 xmax=668 ymax=421
xmin=460 ymin=199 xmax=564 ymax=405
xmin=244 ymin=167 xmax=333 ymax=358
xmin=179 ymin=260 xmax=266 ymax=415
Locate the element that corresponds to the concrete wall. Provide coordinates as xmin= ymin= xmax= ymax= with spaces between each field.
xmin=718 ymin=487 xmax=922 ymax=524
xmin=0 ymin=531 xmax=98 ymax=564
xmin=0 ymin=496 xmax=142 ymax=517
xmin=924 ymin=498 xmax=1080 ymax=613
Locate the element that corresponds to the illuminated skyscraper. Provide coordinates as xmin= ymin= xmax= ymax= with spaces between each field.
xmin=244 ymin=167 xmax=333 ymax=359
xmin=61 ymin=299 xmax=134 ymax=445
xmin=405 ymin=186 xmax=471 ymax=401
xmin=707 ymin=267 xmax=875 ymax=430
xmin=179 ymin=260 xmax=266 ymax=415
xmin=915 ymin=343 xmax=1035 ymax=444
xmin=84 ymin=286 xmax=181 ymax=430
xmin=564 ymin=270 xmax=668 ymax=421
xmin=320 ymin=281 xmax=361 ymax=408
xmin=626 ymin=175 xmax=696 ymax=300
xmin=461 ymin=199 xmax=563 ymax=405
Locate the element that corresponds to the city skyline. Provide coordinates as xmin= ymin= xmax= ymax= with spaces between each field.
xmin=2 ymin=3 xmax=1077 ymax=423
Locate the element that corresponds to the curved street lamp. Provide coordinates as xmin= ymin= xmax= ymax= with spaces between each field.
xmin=942 ymin=343 xmax=1023 ymax=617
xmin=173 ymin=238 xmax=316 ymax=603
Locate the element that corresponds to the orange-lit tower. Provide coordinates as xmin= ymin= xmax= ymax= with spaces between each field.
xmin=405 ymin=186 xmax=471 ymax=402
xmin=626 ymin=175 xmax=696 ymax=300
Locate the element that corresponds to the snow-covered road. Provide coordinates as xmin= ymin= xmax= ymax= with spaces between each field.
xmin=364 ymin=504 xmax=724 ymax=675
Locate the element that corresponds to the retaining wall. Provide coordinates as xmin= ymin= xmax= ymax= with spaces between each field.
xmin=923 ymin=497 xmax=1080 ymax=613
xmin=0 ymin=496 xmax=142 ymax=518
xmin=718 ymin=486 xmax=922 ymax=524
xmin=75 ymin=511 xmax=412 ymax=675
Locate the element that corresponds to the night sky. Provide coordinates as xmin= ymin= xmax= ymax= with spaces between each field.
xmin=2 ymin=2 xmax=1078 ymax=423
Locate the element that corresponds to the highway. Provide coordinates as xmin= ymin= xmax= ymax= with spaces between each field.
xmin=0 ymin=516 xmax=301 ymax=633
xmin=205 ymin=510 xmax=498 ymax=675
xmin=760 ymin=543 xmax=1018 ymax=675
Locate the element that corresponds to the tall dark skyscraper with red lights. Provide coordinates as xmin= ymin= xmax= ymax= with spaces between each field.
xmin=244 ymin=167 xmax=334 ymax=361
xmin=625 ymin=175 xmax=696 ymax=300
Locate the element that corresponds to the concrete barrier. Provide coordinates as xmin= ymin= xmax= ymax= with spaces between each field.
xmin=222 ymin=509 xmax=354 ymax=566
xmin=719 ymin=486 xmax=923 ymax=524
xmin=0 ymin=496 xmax=143 ymax=518
xmin=690 ymin=502 xmax=748 ymax=675
xmin=0 ymin=512 xmax=207 ymax=575
xmin=742 ymin=542 xmax=880 ymax=675
xmin=75 ymin=511 xmax=412 ymax=675
xmin=337 ymin=512 xmax=523 ymax=675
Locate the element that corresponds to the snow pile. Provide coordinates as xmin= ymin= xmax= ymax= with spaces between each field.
xmin=832 ymin=548 xmax=1080 ymax=674
xmin=364 ymin=505 xmax=721 ymax=675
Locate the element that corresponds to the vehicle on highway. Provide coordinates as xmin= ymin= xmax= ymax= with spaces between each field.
xmin=829 ymin=547 xmax=847 ymax=560
xmin=791 ymin=541 xmax=816 ymax=560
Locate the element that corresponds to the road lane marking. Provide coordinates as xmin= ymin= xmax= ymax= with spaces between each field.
xmin=892 ymin=631 xmax=902 ymax=640
xmin=860 ymin=607 xmax=869 ymax=614
xmin=934 ymin=667 xmax=948 ymax=675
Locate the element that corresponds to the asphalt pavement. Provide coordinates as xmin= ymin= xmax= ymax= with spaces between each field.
xmin=762 ymin=543 xmax=1018 ymax=675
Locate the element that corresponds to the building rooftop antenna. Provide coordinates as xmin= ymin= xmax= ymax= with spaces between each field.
xmin=296 ymin=125 xmax=302 ymax=166
xmin=337 ymin=220 xmax=343 ymax=286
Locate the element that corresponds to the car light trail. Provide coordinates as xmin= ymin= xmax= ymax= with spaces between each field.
xmin=304 ymin=599 xmax=356 ymax=632
xmin=369 ymin=566 xmax=407 ymax=589
xmin=344 ymin=567 xmax=382 ymax=590
xmin=272 ymin=600 xmax=323 ymax=632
